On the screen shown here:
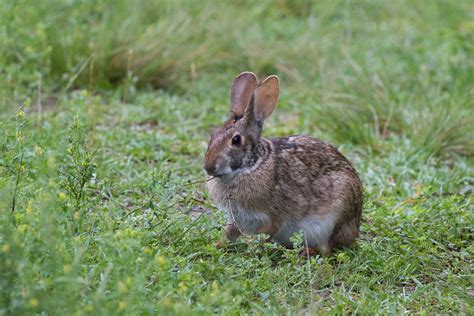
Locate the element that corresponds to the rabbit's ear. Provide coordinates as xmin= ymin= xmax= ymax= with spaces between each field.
xmin=231 ymin=72 xmax=258 ymax=117
xmin=252 ymin=75 xmax=279 ymax=121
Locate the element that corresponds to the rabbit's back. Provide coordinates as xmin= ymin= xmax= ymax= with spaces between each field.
xmin=271 ymin=135 xmax=362 ymax=213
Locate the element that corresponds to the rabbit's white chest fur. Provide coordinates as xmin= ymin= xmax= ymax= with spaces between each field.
xmin=226 ymin=207 xmax=270 ymax=234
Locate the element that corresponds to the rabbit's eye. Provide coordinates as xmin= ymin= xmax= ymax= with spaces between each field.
xmin=231 ymin=135 xmax=242 ymax=146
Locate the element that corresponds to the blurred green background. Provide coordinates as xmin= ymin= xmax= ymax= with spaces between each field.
xmin=0 ymin=1 xmax=473 ymax=314
xmin=2 ymin=0 xmax=473 ymax=156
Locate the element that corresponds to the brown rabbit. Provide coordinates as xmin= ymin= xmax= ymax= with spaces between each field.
xmin=204 ymin=72 xmax=363 ymax=256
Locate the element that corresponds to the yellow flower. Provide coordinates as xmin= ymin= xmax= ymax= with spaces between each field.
xmin=26 ymin=201 xmax=33 ymax=214
xmin=14 ymin=213 xmax=24 ymax=223
xmin=63 ymin=264 xmax=72 ymax=273
xmin=16 ymin=131 xmax=23 ymax=143
xmin=73 ymin=211 xmax=81 ymax=220
xmin=118 ymin=301 xmax=127 ymax=311
xmin=155 ymin=255 xmax=166 ymax=268
xmin=178 ymin=282 xmax=188 ymax=292
xmin=59 ymin=192 xmax=67 ymax=201
xmin=117 ymin=281 xmax=128 ymax=294
xmin=35 ymin=146 xmax=44 ymax=157
xmin=162 ymin=297 xmax=173 ymax=308
xmin=18 ymin=224 xmax=28 ymax=234
xmin=2 ymin=244 xmax=10 ymax=253
xmin=29 ymin=298 xmax=39 ymax=308
xmin=17 ymin=110 xmax=25 ymax=119
xmin=211 ymin=280 xmax=219 ymax=292
xmin=143 ymin=247 xmax=152 ymax=255
xmin=47 ymin=155 xmax=56 ymax=169
xmin=124 ymin=228 xmax=137 ymax=237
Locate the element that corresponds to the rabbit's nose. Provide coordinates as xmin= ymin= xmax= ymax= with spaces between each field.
xmin=204 ymin=163 xmax=218 ymax=176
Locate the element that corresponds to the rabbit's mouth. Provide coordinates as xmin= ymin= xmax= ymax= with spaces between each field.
xmin=204 ymin=164 xmax=233 ymax=177
xmin=206 ymin=168 xmax=243 ymax=181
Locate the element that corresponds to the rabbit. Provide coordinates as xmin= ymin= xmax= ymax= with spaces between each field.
xmin=204 ymin=72 xmax=363 ymax=256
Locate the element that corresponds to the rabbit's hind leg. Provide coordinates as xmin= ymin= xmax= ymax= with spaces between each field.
xmin=329 ymin=218 xmax=359 ymax=249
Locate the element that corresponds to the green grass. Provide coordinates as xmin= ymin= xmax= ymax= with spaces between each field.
xmin=1 ymin=0 xmax=473 ymax=314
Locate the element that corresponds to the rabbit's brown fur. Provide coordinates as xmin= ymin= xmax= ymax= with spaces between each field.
xmin=204 ymin=72 xmax=363 ymax=255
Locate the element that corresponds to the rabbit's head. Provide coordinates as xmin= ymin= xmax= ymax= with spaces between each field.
xmin=204 ymin=72 xmax=279 ymax=177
